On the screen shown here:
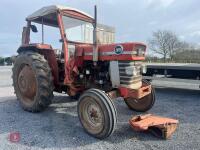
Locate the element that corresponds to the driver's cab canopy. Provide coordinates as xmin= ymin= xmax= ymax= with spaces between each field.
xmin=26 ymin=5 xmax=94 ymax=27
xmin=24 ymin=5 xmax=95 ymax=54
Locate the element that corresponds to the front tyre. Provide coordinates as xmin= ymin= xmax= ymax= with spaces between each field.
xmin=78 ymin=89 xmax=117 ymax=139
xmin=12 ymin=51 xmax=54 ymax=112
xmin=124 ymin=80 xmax=155 ymax=112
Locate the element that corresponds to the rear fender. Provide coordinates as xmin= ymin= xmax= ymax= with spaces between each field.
xmin=17 ymin=44 xmax=59 ymax=87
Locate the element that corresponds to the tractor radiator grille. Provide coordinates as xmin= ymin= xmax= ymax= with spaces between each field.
xmin=118 ymin=61 xmax=142 ymax=86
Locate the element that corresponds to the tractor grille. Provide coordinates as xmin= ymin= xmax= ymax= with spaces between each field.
xmin=118 ymin=61 xmax=142 ymax=86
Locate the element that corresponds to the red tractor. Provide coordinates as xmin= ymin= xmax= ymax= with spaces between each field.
xmin=13 ymin=5 xmax=155 ymax=139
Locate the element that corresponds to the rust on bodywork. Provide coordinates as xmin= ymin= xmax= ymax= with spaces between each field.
xmin=129 ymin=114 xmax=179 ymax=139
xmin=119 ymin=83 xmax=151 ymax=99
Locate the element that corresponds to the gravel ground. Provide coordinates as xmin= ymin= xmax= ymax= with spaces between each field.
xmin=0 ymin=66 xmax=200 ymax=150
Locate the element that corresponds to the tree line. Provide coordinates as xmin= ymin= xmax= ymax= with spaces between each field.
xmin=0 ymin=57 xmax=13 ymax=66
xmin=148 ymin=30 xmax=200 ymax=63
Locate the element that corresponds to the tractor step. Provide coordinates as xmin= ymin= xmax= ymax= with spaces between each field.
xmin=129 ymin=114 xmax=179 ymax=139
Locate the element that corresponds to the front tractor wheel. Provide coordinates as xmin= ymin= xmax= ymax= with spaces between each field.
xmin=78 ymin=89 xmax=117 ymax=139
xmin=12 ymin=51 xmax=54 ymax=112
xmin=124 ymin=80 xmax=155 ymax=112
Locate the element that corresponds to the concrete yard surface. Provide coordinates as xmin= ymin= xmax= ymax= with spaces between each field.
xmin=0 ymin=66 xmax=200 ymax=150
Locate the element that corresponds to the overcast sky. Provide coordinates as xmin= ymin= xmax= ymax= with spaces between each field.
xmin=0 ymin=0 xmax=200 ymax=56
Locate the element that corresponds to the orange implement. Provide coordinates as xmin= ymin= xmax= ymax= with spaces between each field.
xmin=129 ymin=114 xmax=179 ymax=139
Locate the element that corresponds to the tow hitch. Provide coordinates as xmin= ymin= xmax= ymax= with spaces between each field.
xmin=129 ymin=114 xmax=179 ymax=139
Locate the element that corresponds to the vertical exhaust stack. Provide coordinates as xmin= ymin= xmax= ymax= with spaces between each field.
xmin=93 ymin=5 xmax=98 ymax=63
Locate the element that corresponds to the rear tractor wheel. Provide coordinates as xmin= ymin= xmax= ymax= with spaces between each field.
xmin=12 ymin=51 xmax=54 ymax=112
xmin=78 ymin=89 xmax=117 ymax=139
xmin=124 ymin=80 xmax=155 ymax=112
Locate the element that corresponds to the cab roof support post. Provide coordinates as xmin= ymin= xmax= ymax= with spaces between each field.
xmin=42 ymin=17 xmax=44 ymax=44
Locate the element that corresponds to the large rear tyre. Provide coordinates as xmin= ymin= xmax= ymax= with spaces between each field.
xmin=77 ymin=88 xmax=117 ymax=139
xmin=12 ymin=51 xmax=54 ymax=112
xmin=124 ymin=80 xmax=155 ymax=112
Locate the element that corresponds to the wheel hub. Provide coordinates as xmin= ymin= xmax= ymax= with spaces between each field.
xmin=80 ymin=97 xmax=104 ymax=134
xmin=87 ymin=104 xmax=102 ymax=125
xmin=18 ymin=65 xmax=37 ymax=102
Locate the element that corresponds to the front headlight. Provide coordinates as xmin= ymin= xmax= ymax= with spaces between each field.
xmin=125 ymin=66 xmax=137 ymax=76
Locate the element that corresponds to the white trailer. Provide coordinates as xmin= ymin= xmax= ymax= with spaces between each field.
xmin=144 ymin=63 xmax=200 ymax=90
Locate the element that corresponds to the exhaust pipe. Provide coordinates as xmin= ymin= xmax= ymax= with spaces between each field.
xmin=93 ymin=5 xmax=98 ymax=63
